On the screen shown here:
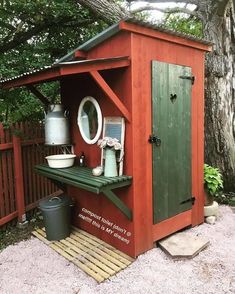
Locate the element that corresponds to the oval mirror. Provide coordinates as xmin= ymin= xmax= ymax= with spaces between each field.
xmin=77 ymin=96 xmax=102 ymax=144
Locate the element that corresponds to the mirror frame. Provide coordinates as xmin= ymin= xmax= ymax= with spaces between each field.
xmin=77 ymin=96 xmax=102 ymax=144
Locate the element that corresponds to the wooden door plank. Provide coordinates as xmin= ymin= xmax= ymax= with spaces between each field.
xmin=152 ymin=61 xmax=192 ymax=224
xmin=152 ymin=61 xmax=169 ymax=222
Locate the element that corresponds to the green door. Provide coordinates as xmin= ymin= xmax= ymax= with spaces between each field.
xmin=152 ymin=61 xmax=193 ymax=224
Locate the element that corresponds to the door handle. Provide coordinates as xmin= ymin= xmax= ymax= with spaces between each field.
xmin=148 ymin=135 xmax=161 ymax=147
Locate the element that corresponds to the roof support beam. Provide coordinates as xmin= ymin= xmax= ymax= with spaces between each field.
xmin=89 ymin=70 xmax=131 ymax=122
xmin=27 ymin=85 xmax=50 ymax=107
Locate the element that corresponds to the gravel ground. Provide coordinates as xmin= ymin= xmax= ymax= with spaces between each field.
xmin=0 ymin=205 xmax=234 ymax=294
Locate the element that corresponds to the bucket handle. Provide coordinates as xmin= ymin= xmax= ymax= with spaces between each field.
xmin=49 ymin=196 xmax=61 ymax=202
xmin=64 ymin=110 xmax=69 ymax=118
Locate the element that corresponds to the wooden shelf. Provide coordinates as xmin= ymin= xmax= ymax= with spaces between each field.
xmin=35 ymin=164 xmax=133 ymax=220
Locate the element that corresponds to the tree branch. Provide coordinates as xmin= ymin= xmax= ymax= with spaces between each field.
xmin=0 ymin=18 xmax=91 ymax=53
xmin=0 ymin=20 xmax=15 ymax=31
xmin=131 ymin=5 xmax=199 ymax=17
xmin=128 ymin=0 xmax=200 ymax=5
xmin=75 ymin=0 xmax=128 ymax=24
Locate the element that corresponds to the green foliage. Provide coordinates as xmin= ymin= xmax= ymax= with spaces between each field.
xmin=164 ymin=14 xmax=202 ymax=38
xmin=0 ymin=0 xmax=107 ymax=124
xmin=214 ymin=191 xmax=235 ymax=205
xmin=204 ymin=164 xmax=223 ymax=196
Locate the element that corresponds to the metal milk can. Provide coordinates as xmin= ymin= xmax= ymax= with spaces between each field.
xmin=45 ymin=104 xmax=70 ymax=145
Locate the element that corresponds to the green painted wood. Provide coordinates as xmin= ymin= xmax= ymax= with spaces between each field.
xmin=100 ymin=180 xmax=132 ymax=192
xmin=35 ymin=164 xmax=133 ymax=220
xmin=63 ymin=167 xmax=115 ymax=185
xmin=36 ymin=169 xmax=100 ymax=194
xmin=102 ymin=189 xmax=132 ymax=221
xmin=152 ymin=61 xmax=192 ymax=224
xmin=35 ymin=165 xmax=103 ymax=188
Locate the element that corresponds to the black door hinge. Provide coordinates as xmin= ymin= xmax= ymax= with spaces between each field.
xmin=179 ymin=75 xmax=195 ymax=85
xmin=180 ymin=196 xmax=195 ymax=205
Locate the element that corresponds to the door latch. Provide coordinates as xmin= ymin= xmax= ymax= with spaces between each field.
xmin=149 ymin=135 xmax=161 ymax=147
xmin=179 ymin=75 xmax=195 ymax=85
xmin=180 ymin=196 xmax=195 ymax=205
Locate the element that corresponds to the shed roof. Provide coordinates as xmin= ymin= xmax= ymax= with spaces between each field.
xmin=55 ymin=17 xmax=213 ymax=64
xmin=1 ymin=18 xmax=212 ymax=89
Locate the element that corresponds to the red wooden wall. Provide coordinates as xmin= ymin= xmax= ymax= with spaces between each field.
xmin=130 ymin=31 xmax=206 ymax=255
xmin=60 ymin=26 xmax=209 ymax=257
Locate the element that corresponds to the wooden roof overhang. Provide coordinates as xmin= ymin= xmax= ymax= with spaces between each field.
xmin=0 ymin=56 xmax=131 ymax=122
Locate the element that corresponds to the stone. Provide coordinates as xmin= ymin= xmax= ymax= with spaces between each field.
xmin=205 ymin=216 xmax=216 ymax=225
xmin=204 ymin=201 xmax=219 ymax=217
xmin=158 ymin=232 xmax=210 ymax=259
xmin=16 ymin=220 xmax=29 ymax=229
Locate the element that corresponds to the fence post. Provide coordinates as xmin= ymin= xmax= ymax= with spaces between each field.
xmin=13 ymin=134 xmax=27 ymax=226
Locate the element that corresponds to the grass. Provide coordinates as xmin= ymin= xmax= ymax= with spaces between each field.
xmin=0 ymin=213 xmax=43 ymax=252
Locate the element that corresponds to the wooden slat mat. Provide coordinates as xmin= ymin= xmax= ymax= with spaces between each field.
xmin=32 ymin=227 xmax=134 ymax=283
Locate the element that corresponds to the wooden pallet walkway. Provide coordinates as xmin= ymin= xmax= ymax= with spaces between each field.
xmin=32 ymin=227 xmax=134 ymax=283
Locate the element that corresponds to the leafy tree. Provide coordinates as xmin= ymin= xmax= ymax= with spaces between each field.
xmin=0 ymin=0 xmax=107 ymax=124
xmin=164 ymin=14 xmax=202 ymax=37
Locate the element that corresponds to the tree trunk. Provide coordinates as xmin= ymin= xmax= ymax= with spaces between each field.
xmin=202 ymin=1 xmax=235 ymax=191
xmin=76 ymin=0 xmax=128 ymax=24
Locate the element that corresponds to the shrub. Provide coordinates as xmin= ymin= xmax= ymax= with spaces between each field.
xmin=204 ymin=164 xmax=223 ymax=195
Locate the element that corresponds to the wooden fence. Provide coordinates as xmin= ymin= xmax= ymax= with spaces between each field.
xmin=0 ymin=122 xmax=59 ymax=226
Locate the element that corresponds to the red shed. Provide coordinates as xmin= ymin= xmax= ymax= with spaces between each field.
xmin=1 ymin=19 xmax=212 ymax=257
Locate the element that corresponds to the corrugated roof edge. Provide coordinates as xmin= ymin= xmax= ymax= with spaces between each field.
xmin=0 ymin=56 xmax=129 ymax=85
xmin=54 ymin=17 xmax=213 ymax=65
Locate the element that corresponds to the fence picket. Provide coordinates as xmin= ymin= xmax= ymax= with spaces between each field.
xmin=0 ymin=126 xmax=10 ymax=217
xmin=0 ymin=122 xmax=59 ymax=226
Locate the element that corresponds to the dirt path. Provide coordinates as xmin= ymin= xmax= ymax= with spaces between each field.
xmin=0 ymin=206 xmax=234 ymax=294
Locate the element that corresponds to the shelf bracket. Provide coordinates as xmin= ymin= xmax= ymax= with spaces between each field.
xmin=102 ymin=189 xmax=132 ymax=221
xmin=90 ymin=70 xmax=131 ymax=122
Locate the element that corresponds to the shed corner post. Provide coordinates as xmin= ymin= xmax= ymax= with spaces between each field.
xmin=13 ymin=134 xmax=28 ymax=227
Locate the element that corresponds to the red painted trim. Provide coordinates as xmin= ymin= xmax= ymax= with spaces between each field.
xmin=119 ymin=21 xmax=212 ymax=52
xmin=0 ymin=143 xmax=13 ymax=150
xmin=60 ymin=58 xmax=130 ymax=76
xmin=13 ymin=135 xmax=26 ymax=223
xmin=2 ymin=58 xmax=130 ymax=90
xmin=152 ymin=210 xmax=192 ymax=241
xmin=0 ymin=211 xmax=18 ymax=226
xmin=74 ymin=50 xmax=87 ymax=59
xmin=90 ymin=70 xmax=131 ymax=122
xmin=191 ymin=56 xmax=205 ymax=226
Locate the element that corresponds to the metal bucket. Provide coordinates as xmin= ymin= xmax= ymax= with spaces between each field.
xmin=45 ymin=104 xmax=70 ymax=145
xmin=39 ymin=195 xmax=73 ymax=241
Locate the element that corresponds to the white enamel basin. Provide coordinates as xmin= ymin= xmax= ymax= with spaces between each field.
xmin=45 ymin=154 xmax=76 ymax=168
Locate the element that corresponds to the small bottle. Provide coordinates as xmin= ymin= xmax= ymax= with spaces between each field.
xmin=79 ymin=152 xmax=85 ymax=167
